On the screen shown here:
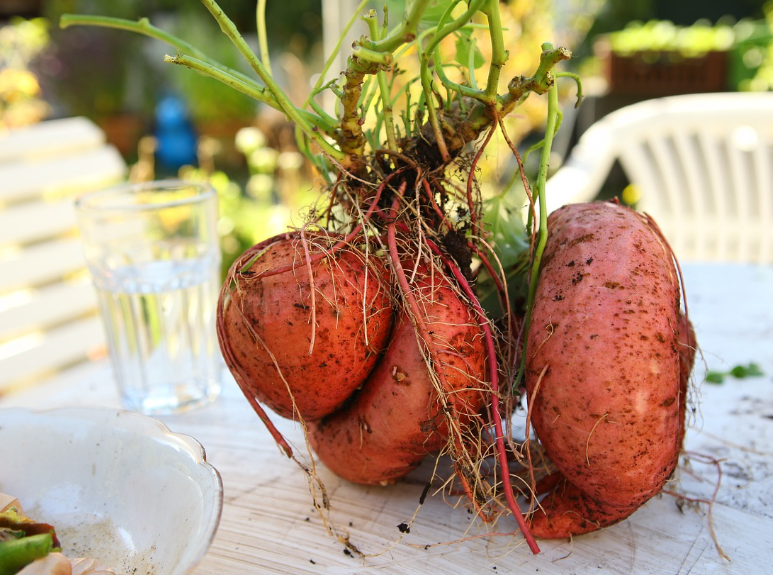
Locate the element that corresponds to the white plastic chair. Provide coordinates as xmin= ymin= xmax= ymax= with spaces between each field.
xmin=545 ymin=92 xmax=773 ymax=263
xmin=0 ymin=117 xmax=126 ymax=392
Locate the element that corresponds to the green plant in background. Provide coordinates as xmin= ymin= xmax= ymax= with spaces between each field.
xmin=41 ymin=2 xmax=155 ymax=121
xmin=742 ymin=1 xmax=773 ymax=91
xmin=575 ymin=15 xmax=773 ymax=93
xmin=40 ymin=0 xmax=323 ymax=148
xmin=161 ymin=11 xmax=257 ymax=126
xmin=175 ymin=125 xmax=318 ymax=277
xmin=176 ymin=165 xmax=260 ymax=278
xmin=606 ymin=19 xmax=735 ymax=57
xmin=0 ymin=17 xmax=51 ymax=127
xmin=706 ymin=362 xmax=764 ymax=384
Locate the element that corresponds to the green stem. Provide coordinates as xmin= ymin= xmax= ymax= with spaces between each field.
xmin=402 ymin=17 xmax=504 ymax=112
xmin=357 ymin=74 xmax=377 ymax=113
xmin=338 ymin=47 xmax=394 ymax=159
xmin=199 ymin=0 xmax=345 ymax=162
xmin=364 ymin=12 xmax=398 ymax=152
xmin=163 ymin=54 xmax=338 ymax=139
xmin=304 ymin=0 xmax=370 ymax=110
xmin=420 ymin=61 xmax=450 ymax=163
xmin=368 ymin=0 xmax=433 ymax=53
xmin=517 ymin=82 xmax=560 ymax=388
xmin=60 ymin=14 xmax=252 ymax=85
xmin=420 ymin=0 xmax=457 ymax=126
xmin=468 ymin=36 xmax=479 ymax=91
xmin=432 ymin=37 xmax=490 ymax=101
xmin=162 ymin=53 xmax=275 ymax=105
xmin=502 ymin=43 xmax=571 ymax=111
xmin=423 ymin=0 xmax=486 ymax=61
xmin=460 ymin=42 xmax=570 ymax=139
xmin=0 ymin=533 xmax=55 ymax=574
xmin=555 ymin=71 xmax=584 ymax=108
xmin=417 ymin=0 xmax=487 ymax=163
xmin=434 ymin=58 xmax=479 ymax=102
xmin=256 ymin=0 xmax=272 ymax=75
xmin=381 ymin=3 xmax=389 ymax=36
xmin=295 ymin=124 xmax=333 ymax=184
xmin=62 ymin=10 xmax=345 ymax=162
xmin=60 ymin=14 xmax=203 ymax=55
xmin=307 ymin=82 xmax=340 ymax=126
xmin=482 ymin=0 xmax=506 ymax=102
xmin=340 ymin=65 xmax=369 ymax=158
xmin=352 ymin=46 xmax=393 ymax=65
xmin=521 ymin=107 xmax=563 ymax=166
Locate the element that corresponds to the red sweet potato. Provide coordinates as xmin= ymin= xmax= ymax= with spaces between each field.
xmin=525 ymin=202 xmax=689 ymax=538
xmin=218 ymin=232 xmax=394 ymax=420
xmin=309 ymin=270 xmax=487 ymax=485
xmin=677 ymin=313 xmax=697 ymax=446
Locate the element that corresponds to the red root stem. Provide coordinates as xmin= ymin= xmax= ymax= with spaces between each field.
xmin=467 ymin=124 xmax=496 ymax=234
xmin=216 ymin=284 xmax=294 ymax=457
xmin=298 ymin=227 xmax=317 ymax=356
xmin=497 ymin=116 xmax=537 ymax=252
xmin=424 ymin=237 xmax=540 ymax=554
xmin=243 ymin=169 xmax=406 ymax=280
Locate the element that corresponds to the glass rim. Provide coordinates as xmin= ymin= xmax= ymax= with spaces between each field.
xmin=75 ymin=179 xmax=217 ymax=213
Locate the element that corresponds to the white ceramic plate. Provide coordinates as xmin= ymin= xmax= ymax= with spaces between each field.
xmin=0 ymin=407 xmax=223 ymax=575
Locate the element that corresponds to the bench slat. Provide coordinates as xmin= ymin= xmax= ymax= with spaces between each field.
xmin=0 ymin=146 xmax=126 ymax=204
xmin=0 ymin=280 xmax=97 ymax=343
xmin=0 ymin=117 xmax=106 ymax=163
xmin=0 ymin=317 xmax=105 ymax=391
xmin=0 ymin=237 xmax=88 ymax=293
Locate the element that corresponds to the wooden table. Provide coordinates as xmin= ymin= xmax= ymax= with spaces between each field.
xmin=2 ymin=262 xmax=772 ymax=574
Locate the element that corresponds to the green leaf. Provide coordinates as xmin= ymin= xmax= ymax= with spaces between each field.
xmin=729 ymin=362 xmax=764 ymax=379
xmin=0 ymin=533 xmax=54 ymax=575
xmin=476 ymin=188 xmax=530 ymax=318
xmin=482 ymin=191 xmax=529 ymax=271
xmin=705 ymin=371 xmax=725 ymax=384
xmin=418 ymin=0 xmax=456 ymax=32
xmin=380 ymin=0 xmax=455 ymax=33
xmin=454 ymin=29 xmax=485 ymax=69
xmin=706 ymin=362 xmax=764 ymax=384
xmin=477 ymin=263 xmax=530 ymax=319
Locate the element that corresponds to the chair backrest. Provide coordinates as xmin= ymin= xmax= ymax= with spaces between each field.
xmin=0 ymin=117 xmax=127 ymax=393
xmin=545 ymin=93 xmax=773 ymax=263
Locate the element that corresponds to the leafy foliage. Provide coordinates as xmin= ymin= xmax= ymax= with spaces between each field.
xmin=706 ymin=362 xmax=765 ymax=384
xmin=455 ymin=28 xmax=485 ymax=69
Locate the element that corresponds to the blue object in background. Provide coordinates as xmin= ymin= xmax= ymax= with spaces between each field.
xmin=154 ymin=94 xmax=198 ymax=170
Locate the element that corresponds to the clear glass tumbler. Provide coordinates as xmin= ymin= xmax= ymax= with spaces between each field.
xmin=75 ymin=180 xmax=222 ymax=414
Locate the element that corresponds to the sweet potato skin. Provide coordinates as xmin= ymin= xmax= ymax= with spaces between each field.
xmin=309 ymin=271 xmax=486 ymax=485
xmin=526 ymin=202 xmax=684 ymax=537
xmin=219 ymin=233 xmax=394 ymax=420
xmin=677 ymin=314 xmax=697 ymax=446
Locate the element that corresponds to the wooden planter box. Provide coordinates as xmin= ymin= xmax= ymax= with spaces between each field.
xmin=595 ymin=41 xmax=728 ymax=96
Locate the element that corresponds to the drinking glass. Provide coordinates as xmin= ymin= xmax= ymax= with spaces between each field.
xmin=75 ymin=180 xmax=222 ymax=414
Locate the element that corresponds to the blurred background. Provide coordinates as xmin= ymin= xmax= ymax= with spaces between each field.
xmin=1 ymin=0 xmax=771 ymax=271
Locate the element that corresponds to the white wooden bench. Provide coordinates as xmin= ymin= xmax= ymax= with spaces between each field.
xmin=545 ymin=92 xmax=773 ymax=263
xmin=0 ymin=117 xmax=127 ymax=392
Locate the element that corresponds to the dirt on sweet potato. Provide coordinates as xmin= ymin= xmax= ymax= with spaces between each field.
xmin=525 ymin=202 xmax=691 ymax=538
xmin=218 ymin=232 xmax=394 ymax=421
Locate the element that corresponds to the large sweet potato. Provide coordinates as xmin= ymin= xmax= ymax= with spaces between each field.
xmin=309 ymin=270 xmax=487 ymax=485
xmin=525 ymin=202 xmax=690 ymax=538
xmin=218 ymin=232 xmax=394 ymax=420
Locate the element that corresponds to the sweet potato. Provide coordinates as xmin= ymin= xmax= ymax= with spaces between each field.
xmin=218 ymin=232 xmax=394 ymax=420
xmin=677 ymin=313 xmax=697 ymax=446
xmin=525 ymin=202 xmax=688 ymax=538
xmin=309 ymin=270 xmax=487 ymax=485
